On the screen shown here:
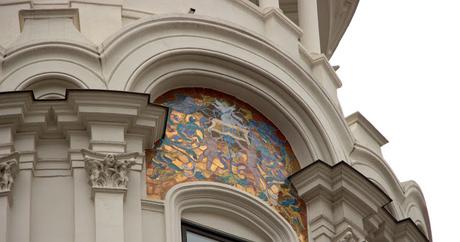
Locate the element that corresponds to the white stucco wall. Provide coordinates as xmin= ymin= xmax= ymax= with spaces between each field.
xmin=0 ymin=1 xmax=431 ymax=242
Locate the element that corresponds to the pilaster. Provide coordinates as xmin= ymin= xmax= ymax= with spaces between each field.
xmin=124 ymin=134 xmax=144 ymax=242
xmin=290 ymin=161 xmax=389 ymax=242
xmin=0 ymin=195 xmax=8 ymax=242
xmin=0 ymin=90 xmax=166 ymax=242
xmin=70 ymin=131 xmax=95 ymax=242
xmin=291 ymin=161 xmax=429 ymax=242
xmin=0 ymin=125 xmax=14 ymax=155
xmin=94 ymin=191 xmax=125 ymax=242
xmin=0 ymin=152 xmax=19 ymax=242
xmin=11 ymin=133 xmax=35 ymax=242
xmin=82 ymin=149 xmax=138 ymax=242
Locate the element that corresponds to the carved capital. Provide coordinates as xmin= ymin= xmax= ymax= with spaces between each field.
xmin=335 ymin=227 xmax=360 ymax=242
xmin=81 ymin=149 xmax=138 ymax=192
xmin=0 ymin=152 xmax=19 ymax=195
xmin=339 ymin=232 xmax=357 ymax=242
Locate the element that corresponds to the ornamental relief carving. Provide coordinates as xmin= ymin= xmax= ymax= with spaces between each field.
xmin=81 ymin=149 xmax=138 ymax=190
xmin=339 ymin=232 xmax=357 ymax=242
xmin=0 ymin=152 xmax=19 ymax=193
xmin=335 ymin=227 xmax=362 ymax=242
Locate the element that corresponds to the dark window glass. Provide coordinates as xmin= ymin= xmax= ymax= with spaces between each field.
xmin=185 ymin=231 xmax=220 ymax=242
xmin=181 ymin=220 xmax=250 ymax=242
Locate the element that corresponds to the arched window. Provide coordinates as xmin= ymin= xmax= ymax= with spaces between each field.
xmin=181 ymin=219 xmax=250 ymax=242
xmin=164 ymin=182 xmax=299 ymax=242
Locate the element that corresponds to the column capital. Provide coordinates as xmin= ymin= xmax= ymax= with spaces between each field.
xmin=0 ymin=152 xmax=19 ymax=198
xmin=336 ymin=227 xmax=359 ymax=242
xmin=81 ymin=149 xmax=138 ymax=195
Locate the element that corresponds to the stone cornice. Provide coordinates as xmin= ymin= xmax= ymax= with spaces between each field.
xmin=262 ymin=8 xmax=303 ymax=37
xmin=290 ymin=160 xmax=391 ymax=211
xmin=141 ymin=199 xmax=164 ymax=213
xmin=298 ymin=45 xmax=342 ymax=88
xmin=0 ymin=90 xmax=168 ymax=147
xmin=70 ymin=0 xmax=124 ymax=7
xmin=290 ymin=160 xmax=430 ymax=241
xmin=346 ymin=112 xmax=388 ymax=147
xmin=0 ymin=1 xmax=32 ymax=6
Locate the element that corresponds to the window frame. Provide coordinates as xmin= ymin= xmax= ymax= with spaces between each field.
xmin=181 ymin=219 xmax=251 ymax=242
xmin=165 ymin=182 xmax=299 ymax=242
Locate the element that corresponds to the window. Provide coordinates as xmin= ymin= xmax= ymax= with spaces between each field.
xmin=181 ymin=220 xmax=250 ymax=242
xmin=165 ymin=182 xmax=299 ymax=242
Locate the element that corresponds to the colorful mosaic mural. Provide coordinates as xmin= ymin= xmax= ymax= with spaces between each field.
xmin=146 ymin=88 xmax=308 ymax=242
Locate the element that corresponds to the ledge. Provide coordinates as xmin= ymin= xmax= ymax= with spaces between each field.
xmin=141 ymin=199 xmax=165 ymax=212
xmin=289 ymin=160 xmax=430 ymax=241
xmin=262 ymin=8 xmax=303 ymax=37
xmin=0 ymin=89 xmax=168 ymax=174
xmin=299 ymin=44 xmax=342 ymax=88
xmin=346 ymin=112 xmax=388 ymax=146
xmin=290 ymin=160 xmax=391 ymax=210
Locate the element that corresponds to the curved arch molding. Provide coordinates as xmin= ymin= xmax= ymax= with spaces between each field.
xmin=0 ymin=14 xmax=354 ymax=165
xmin=102 ymin=14 xmax=354 ymax=164
xmin=147 ymin=88 xmax=307 ymax=241
xmin=164 ymin=182 xmax=300 ymax=242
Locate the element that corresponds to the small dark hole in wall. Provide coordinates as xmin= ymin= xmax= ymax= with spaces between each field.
xmin=188 ymin=8 xmax=196 ymax=14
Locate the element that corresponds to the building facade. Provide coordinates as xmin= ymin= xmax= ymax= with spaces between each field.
xmin=0 ymin=1 xmax=431 ymax=242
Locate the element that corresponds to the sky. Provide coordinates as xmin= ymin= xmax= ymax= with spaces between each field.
xmin=331 ymin=0 xmax=460 ymax=241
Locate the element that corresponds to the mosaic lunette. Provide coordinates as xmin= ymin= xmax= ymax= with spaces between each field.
xmin=146 ymin=88 xmax=308 ymax=241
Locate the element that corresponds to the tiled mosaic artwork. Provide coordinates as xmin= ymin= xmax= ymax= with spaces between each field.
xmin=146 ymin=88 xmax=307 ymax=241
